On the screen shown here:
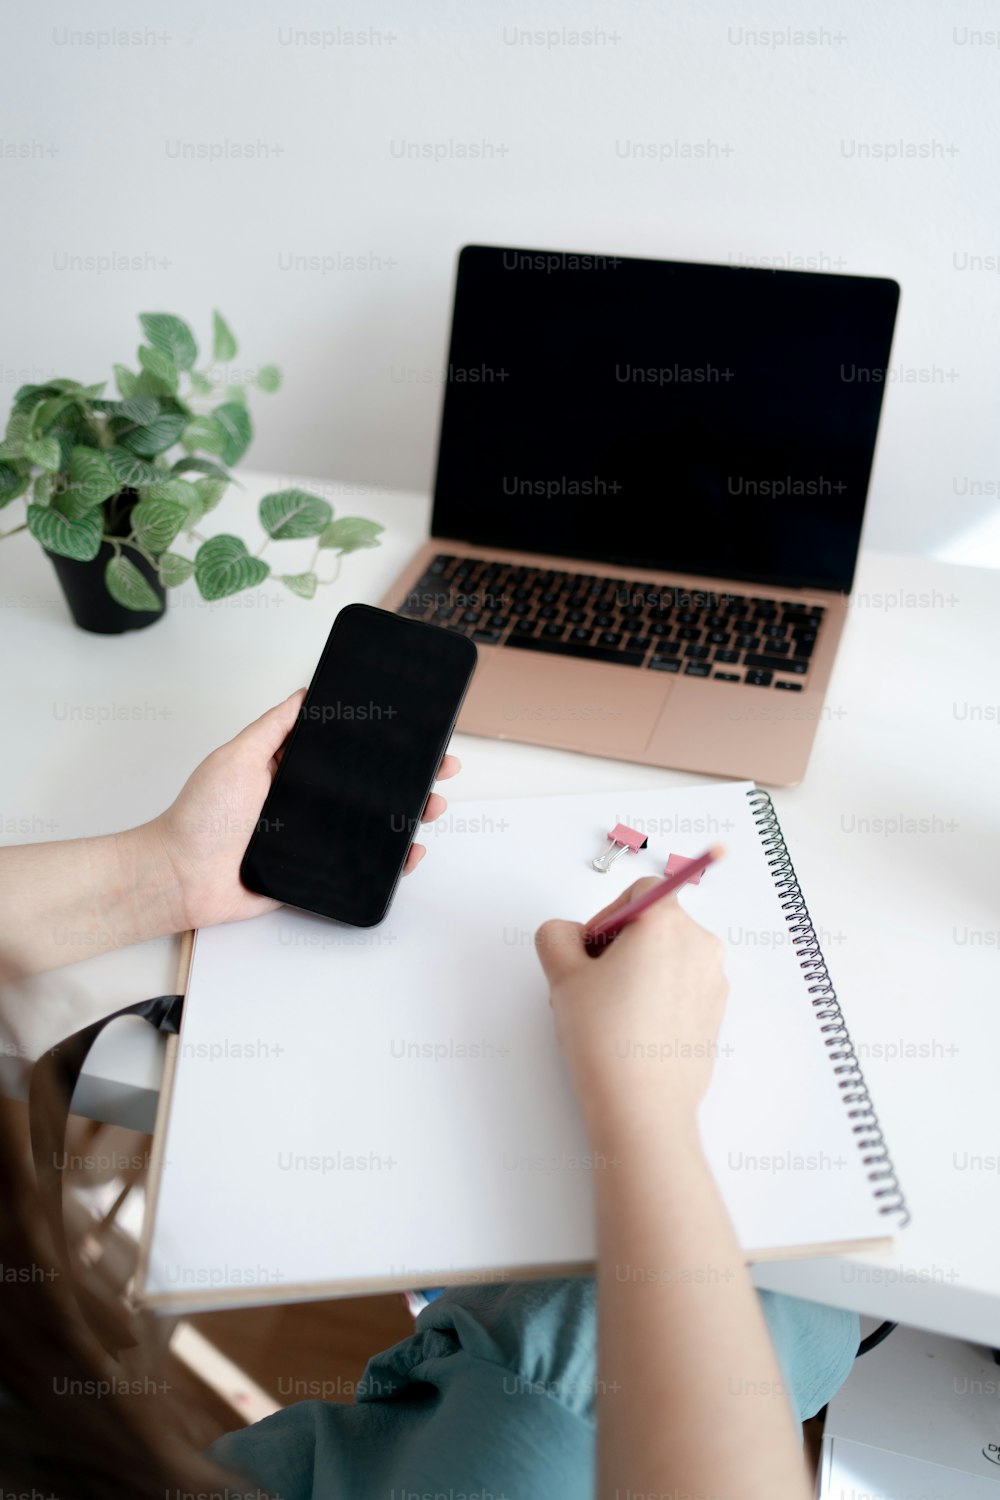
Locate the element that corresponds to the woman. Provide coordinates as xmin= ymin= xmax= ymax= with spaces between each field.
xmin=0 ymin=692 xmax=857 ymax=1498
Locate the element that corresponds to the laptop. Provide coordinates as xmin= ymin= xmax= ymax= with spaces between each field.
xmin=380 ymin=245 xmax=899 ymax=786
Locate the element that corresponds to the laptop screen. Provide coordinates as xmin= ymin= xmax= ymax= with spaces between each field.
xmin=432 ymin=246 xmax=899 ymax=594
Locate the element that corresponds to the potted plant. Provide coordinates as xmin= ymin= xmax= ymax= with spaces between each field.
xmin=0 ymin=311 xmax=383 ymax=632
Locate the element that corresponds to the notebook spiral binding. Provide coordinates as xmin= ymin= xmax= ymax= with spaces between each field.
xmin=747 ymin=789 xmax=910 ymax=1227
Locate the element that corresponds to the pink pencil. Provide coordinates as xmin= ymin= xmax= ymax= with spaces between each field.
xmin=584 ymin=845 xmax=722 ymax=957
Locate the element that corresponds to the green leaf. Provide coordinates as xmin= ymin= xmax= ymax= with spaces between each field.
xmin=58 ymin=446 xmax=120 ymax=517
xmin=171 ymin=455 xmax=234 ymax=483
xmin=256 ymin=364 xmax=281 ymax=393
xmin=140 ymin=313 xmax=198 ymax=372
xmin=212 ymin=310 xmax=238 ymax=363
xmin=92 ymin=396 xmax=162 ymax=424
xmin=158 ymin=550 xmax=195 ymax=587
xmin=12 ymin=383 xmax=92 ymax=425
xmin=116 ymin=412 xmax=187 ymax=457
xmin=33 ymin=391 xmax=99 ymax=433
xmin=193 ymin=476 xmax=227 ymax=514
xmin=223 ymin=384 xmax=247 ymax=404
xmin=318 ymin=516 xmax=384 ymax=552
xmin=26 ymin=503 xmax=103 ymax=561
xmin=130 ymin=497 xmax=188 ymax=553
xmin=182 ymin=415 xmax=226 ymax=455
xmin=22 ymin=436 xmax=61 ymax=471
xmin=12 ymin=383 xmax=60 ymax=417
xmin=259 ymin=488 xmax=332 ymax=539
xmin=279 ymin=571 xmax=318 ymax=600
xmin=50 ymin=420 xmax=91 ymax=471
xmin=138 ymin=477 xmax=198 ymax=508
xmin=31 ymin=392 xmax=84 ymax=432
xmin=4 ymin=412 xmax=31 ymax=451
xmin=67 ymin=444 xmax=120 ymax=500
xmin=189 ymin=371 xmax=214 ymax=396
xmin=194 ymin=534 xmax=270 ymax=600
xmin=137 ymin=344 xmax=179 ymax=394
xmin=41 ymin=384 xmax=104 ymax=420
xmin=133 ymin=368 xmax=175 ymax=399
xmin=106 ymin=447 xmax=166 ymax=488
xmin=104 ymin=554 xmax=164 ymax=612
xmin=213 ymin=402 xmax=253 ymax=466
xmin=33 ymin=471 xmax=55 ymax=507
xmin=0 ymin=460 xmax=30 ymax=507
xmin=114 ymin=364 xmax=138 ymax=397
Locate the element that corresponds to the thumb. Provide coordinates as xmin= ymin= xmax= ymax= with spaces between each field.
xmin=534 ymin=918 xmax=589 ymax=986
xmin=234 ymin=689 xmax=306 ymax=760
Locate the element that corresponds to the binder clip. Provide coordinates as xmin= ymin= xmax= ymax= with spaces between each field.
xmin=592 ymin=823 xmax=648 ymax=873
xmin=664 ymin=853 xmax=705 ymax=885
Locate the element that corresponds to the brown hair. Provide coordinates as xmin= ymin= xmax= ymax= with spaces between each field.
xmin=0 ymin=1085 xmax=257 ymax=1499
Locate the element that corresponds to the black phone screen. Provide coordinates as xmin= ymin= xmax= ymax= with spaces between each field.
xmin=240 ymin=604 xmax=477 ymax=926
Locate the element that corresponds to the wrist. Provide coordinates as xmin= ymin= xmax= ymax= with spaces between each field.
xmin=581 ymin=1084 xmax=705 ymax=1163
xmin=115 ymin=820 xmax=191 ymax=940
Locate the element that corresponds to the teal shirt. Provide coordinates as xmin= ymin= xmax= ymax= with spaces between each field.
xmin=211 ymin=1279 xmax=858 ymax=1499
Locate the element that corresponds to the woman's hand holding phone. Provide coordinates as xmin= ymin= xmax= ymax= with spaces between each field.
xmin=148 ymin=690 xmax=461 ymax=934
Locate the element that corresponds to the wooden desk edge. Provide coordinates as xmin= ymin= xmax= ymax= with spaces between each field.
xmin=132 ymin=928 xmax=193 ymax=1304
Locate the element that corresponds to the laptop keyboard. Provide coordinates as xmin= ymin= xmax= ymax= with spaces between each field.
xmin=396 ymin=554 xmax=824 ymax=690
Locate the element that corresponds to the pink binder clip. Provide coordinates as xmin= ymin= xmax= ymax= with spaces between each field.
xmin=664 ymin=853 xmax=704 ymax=885
xmin=592 ymin=823 xmax=648 ymax=873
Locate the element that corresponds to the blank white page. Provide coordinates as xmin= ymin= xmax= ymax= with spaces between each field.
xmin=142 ymin=781 xmax=890 ymax=1309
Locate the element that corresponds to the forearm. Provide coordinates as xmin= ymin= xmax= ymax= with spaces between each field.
xmin=592 ymin=1107 xmax=810 ymax=1500
xmin=0 ymin=824 xmax=183 ymax=978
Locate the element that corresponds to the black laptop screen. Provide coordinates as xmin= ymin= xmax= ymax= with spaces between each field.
xmin=432 ymin=246 xmax=899 ymax=594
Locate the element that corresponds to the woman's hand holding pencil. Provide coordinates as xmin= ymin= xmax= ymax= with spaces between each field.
xmin=534 ymin=848 xmax=728 ymax=1139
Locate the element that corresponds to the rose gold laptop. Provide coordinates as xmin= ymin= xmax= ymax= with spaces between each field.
xmin=381 ymin=246 xmax=899 ymax=786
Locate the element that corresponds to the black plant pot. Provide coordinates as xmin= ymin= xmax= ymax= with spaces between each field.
xmin=47 ymin=488 xmax=167 ymax=635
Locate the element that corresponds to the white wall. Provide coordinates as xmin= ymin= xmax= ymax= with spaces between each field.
xmin=2 ymin=0 xmax=999 ymax=561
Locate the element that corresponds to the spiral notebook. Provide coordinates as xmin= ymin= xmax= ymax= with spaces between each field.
xmin=137 ymin=780 xmax=907 ymax=1312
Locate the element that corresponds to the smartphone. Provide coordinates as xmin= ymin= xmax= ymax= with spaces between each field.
xmin=240 ymin=603 xmax=477 ymax=926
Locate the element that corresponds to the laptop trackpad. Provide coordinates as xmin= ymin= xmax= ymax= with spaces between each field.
xmin=459 ymin=650 xmax=672 ymax=756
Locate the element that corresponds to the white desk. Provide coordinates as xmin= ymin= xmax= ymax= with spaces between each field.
xmin=2 ymin=473 xmax=999 ymax=1344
